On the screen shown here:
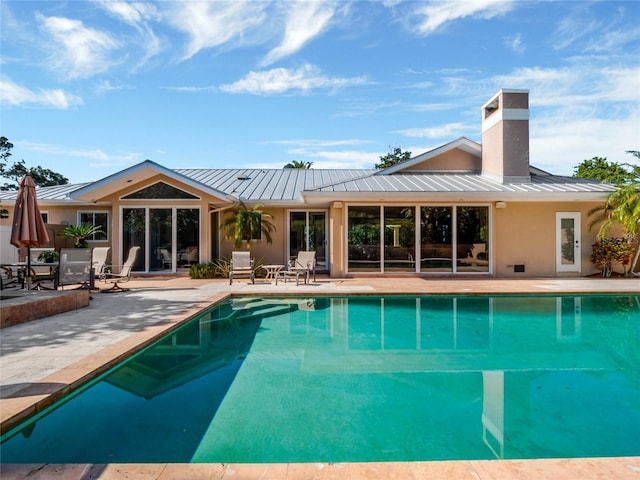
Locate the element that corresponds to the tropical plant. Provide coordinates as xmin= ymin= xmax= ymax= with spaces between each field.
xmin=59 ymin=222 xmax=105 ymax=248
xmin=284 ymin=160 xmax=313 ymax=169
xmin=219 ymin=201 xmax=275 ymax=249
xmin=375 ymin=146 xmax=411 ymax=169
xmin=590 ymin=238 xmax=635 ymax=277
xmin=37 ymin=250 xmax=60 ymax=263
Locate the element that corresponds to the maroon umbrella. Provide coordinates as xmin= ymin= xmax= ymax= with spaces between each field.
xmin=10 ymin=175 xmax=50 ymax=289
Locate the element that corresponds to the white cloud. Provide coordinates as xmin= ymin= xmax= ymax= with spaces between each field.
xmin=394 ymin=122 xmax=469 ymax=139
xmin=220 ymin=64 xmax=368 ymax=94
xmin=504 ymin=33 xmax=525 ymax=55
xmin=531 ymin=114 xmax=640 ymax=176
xmin=165 ymin=1 xmax=267 ymax=61
xmin=21 ymin=141 xmax=144 ymax=167
xmin=36 ymin=13 xmax=121 ymax=79
xmin=412 ymin=0 xmax=515 ymax=35
xmin=0 ymin=77 xmax=83 ymax=109
xmin=262 ymin=1 xmax=337 ymax=66
xmin=98 ymin=1 xmax=162 ymax=66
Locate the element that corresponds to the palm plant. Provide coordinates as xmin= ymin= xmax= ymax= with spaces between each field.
xmin=284 ymin=160 xmax=313 ymax=169
xmin=59 ymin=222 xmax=104 ymax=248
xmin=220 ymin=201 xmax=276 ymax=249
xmin=588 ymin=181 xmax=640 ymax=276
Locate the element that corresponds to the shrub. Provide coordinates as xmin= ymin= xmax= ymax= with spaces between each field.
xmin=591 ymin=237 xmax=634 ymax=277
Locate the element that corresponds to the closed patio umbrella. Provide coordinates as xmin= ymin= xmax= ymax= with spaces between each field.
xmin=10 ymin=175 xmax=50 ymax=290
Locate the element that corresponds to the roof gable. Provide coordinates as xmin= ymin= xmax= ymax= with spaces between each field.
xmin=377 ymin=137 xmax=482 ymax=175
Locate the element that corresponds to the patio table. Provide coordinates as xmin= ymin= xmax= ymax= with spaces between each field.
xmin=261 ymin=264 xmax=284 ymax=283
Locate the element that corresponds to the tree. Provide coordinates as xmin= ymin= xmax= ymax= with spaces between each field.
xmin=220 ymin=200 xmax=276 ymax=249
xmin=375 ymin=146 xmax=411 ymax=170
xmin=59 ymin=222 xmax=105 ymax=248
xmin=284 ymin=160 xmax=313 ymax=169
xmin=588 ymin=151 xmax=640 ymax=275
xmin=573 ymin=156 xmax=634 ymax=184
xmin=0 ymin=136 xmax=69 ymax=190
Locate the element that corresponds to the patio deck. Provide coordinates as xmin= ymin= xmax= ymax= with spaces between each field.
xmin=1 ymin=275 xmax=639 ymax=479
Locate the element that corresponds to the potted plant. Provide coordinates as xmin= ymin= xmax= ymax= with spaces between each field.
xmin=220 ymin=201 xmax=275 ymax=249
xmin=37 ymin=250 xmax=60 ymax=263
xmin=59 ymin=222 xmax=104 ymax=248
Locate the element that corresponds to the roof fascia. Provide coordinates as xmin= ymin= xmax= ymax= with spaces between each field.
xmin=69 ymin=160 xmax=233 ymax=203
xmin=376 ymin=137 xmax=481 ymax=175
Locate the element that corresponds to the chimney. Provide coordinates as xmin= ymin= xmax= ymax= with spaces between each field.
xmin=481 ymin=89 xmax=530 ymax=183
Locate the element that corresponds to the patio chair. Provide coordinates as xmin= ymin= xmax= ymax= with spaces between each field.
xmin=100 ymin=246 xmax=140 ymax=292
xmin=92 ymin=246 xmax=111 ymax=276
xmin=1 ymin=266 xmax=19 ymax=290
xmin=159 ymin=248 xmax=172 ymax=269
xmin=229 ymin=251 xmax=255 ymax=285
xmin=279 ymin=250 xmax=316 ymax=285
xmin=28 ymin=248 xmax=58 ymax=290
xmin=58 ymin=248 xmax=92 ymax=289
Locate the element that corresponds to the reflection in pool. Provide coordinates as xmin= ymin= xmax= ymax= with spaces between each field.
xmin=2 ymin=294 xmax=639 ymax=463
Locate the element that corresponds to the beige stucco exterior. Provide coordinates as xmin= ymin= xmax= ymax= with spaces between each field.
xmin=1 ymin=89 xmax=626 ymax=279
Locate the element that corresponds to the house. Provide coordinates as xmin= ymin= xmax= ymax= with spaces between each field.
xmin=0 ymin=89 xmax=618 ymax=278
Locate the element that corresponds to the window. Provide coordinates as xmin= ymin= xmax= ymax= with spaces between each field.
xmin=40 ymin=211 xmax=49 ymax=223
xmin=79 ymin=211 xmax=109 ymax=241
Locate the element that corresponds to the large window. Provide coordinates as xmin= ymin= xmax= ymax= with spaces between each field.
xmin=347 ymin=205 xmax=489 ymax=274
xmin=79 ymin=211 xmax=109 ymax=241
xmin=456 ymin=207 xmax=489 ymax=272
xmin=420 ymin=207 xmax=452 ymax=272
xmin=348 ymin=206 xmax=380 ymax=272
xmin=384 ymin=206 xmax=415 ymax=272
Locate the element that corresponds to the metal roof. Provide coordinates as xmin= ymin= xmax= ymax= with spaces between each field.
xmin=308 ymin=172 xmax=618 ymax=195
xmin=0 ymin=169 xmax=616 ymax=204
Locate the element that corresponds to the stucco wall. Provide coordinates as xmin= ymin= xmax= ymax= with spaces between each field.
xmin=493 ymin=201 xmax=612 ymax=277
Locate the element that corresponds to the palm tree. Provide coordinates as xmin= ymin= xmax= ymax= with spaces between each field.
xmin=284 ymin=160 xmax=313 ymax=169
xmin=588 ymin=152 xmax=640 ymax=275
xmin=220 ymin=201 xmax=276 ymax=249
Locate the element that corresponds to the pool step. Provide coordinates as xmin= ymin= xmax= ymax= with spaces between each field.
xmin=233 ymin=301 xmax=297 ymax=320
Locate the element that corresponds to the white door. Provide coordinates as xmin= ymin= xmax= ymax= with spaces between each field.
xmin=556 ymin=212 xmax=581 ymax=273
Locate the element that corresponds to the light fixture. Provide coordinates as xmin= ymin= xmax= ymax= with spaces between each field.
xmin=496 ymin=201 xmax=507 ymax=209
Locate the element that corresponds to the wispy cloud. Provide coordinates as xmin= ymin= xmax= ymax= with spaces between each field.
xmin=262 ymin=1 xmax=338 ymax=66
xmin=98 ymin=1 xmax=162 ymax=67
xmin=36 ymin=13 xmax=121 ymax=79
xmin=220 ymin=64 xmax=368 ymax=95
xmin=393 ymin=122 xmax=469 ymax=139
xmin=411 ymin=0 xmax=516 ymax=35
xmin=0 ymin=77 xmax=83 ymax=108
xmin=165 ymin=1 xmax=267 ymax=61
xmin=20 ymin=140 xmax=144 ymax=167
xmin=504 ymin=33 xmax=525 ymax=54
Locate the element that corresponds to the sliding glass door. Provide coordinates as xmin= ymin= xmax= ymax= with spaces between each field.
xmin=289 ymin=211 xmax=327 ymax=269
xmin=122 ymin=207 xmax=199 ymax=272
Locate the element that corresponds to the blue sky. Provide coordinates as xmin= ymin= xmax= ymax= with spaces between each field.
xmin=1 ymin=0 xmax=639 ymax=185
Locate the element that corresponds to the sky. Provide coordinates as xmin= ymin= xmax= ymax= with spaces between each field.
xmin=1 ymin=0 xmax=639 ymax=185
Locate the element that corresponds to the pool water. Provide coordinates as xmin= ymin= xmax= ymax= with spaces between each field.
xmin=2 ymin=294 xmax=640 ymax=463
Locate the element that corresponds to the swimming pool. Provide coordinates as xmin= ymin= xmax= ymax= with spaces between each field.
xmin=2 ymin=294 xmax=639 ymax=463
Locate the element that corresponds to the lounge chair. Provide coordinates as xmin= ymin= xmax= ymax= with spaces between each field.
xmin=229 ymin=251 xmax=255 ymax=285
xmin=279 ymin=250 xmax=316 ymax=285
xmin=100 ymin=246 xmax=140 ymax=292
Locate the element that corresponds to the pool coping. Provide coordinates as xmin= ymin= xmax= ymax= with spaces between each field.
xmin=1 ymin=277 xmax=639 ymax=478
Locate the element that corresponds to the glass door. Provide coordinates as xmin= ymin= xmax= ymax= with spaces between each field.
xmin=122 ymin=207 xmax=199 ymax=273
xmin=289 ymin=211 xmax=327 ymax=270
xmin=556 ymin=212 xmax=581 ymax=273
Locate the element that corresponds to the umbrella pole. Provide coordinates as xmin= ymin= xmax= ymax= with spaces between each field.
xmin=26 ymin=246 xmax=32 ymax=290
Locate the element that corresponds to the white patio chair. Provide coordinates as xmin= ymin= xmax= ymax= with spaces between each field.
xmin=279 ymin=250 xmax=316 ymax=285
xmin=100 ymin=246 xmax=140 ymax=292
xmin=229 ymin=251 xmax=255 ymax=285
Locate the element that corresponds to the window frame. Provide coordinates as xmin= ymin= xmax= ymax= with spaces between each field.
xmin=78 ymin=210 xmax=109 ymax=242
